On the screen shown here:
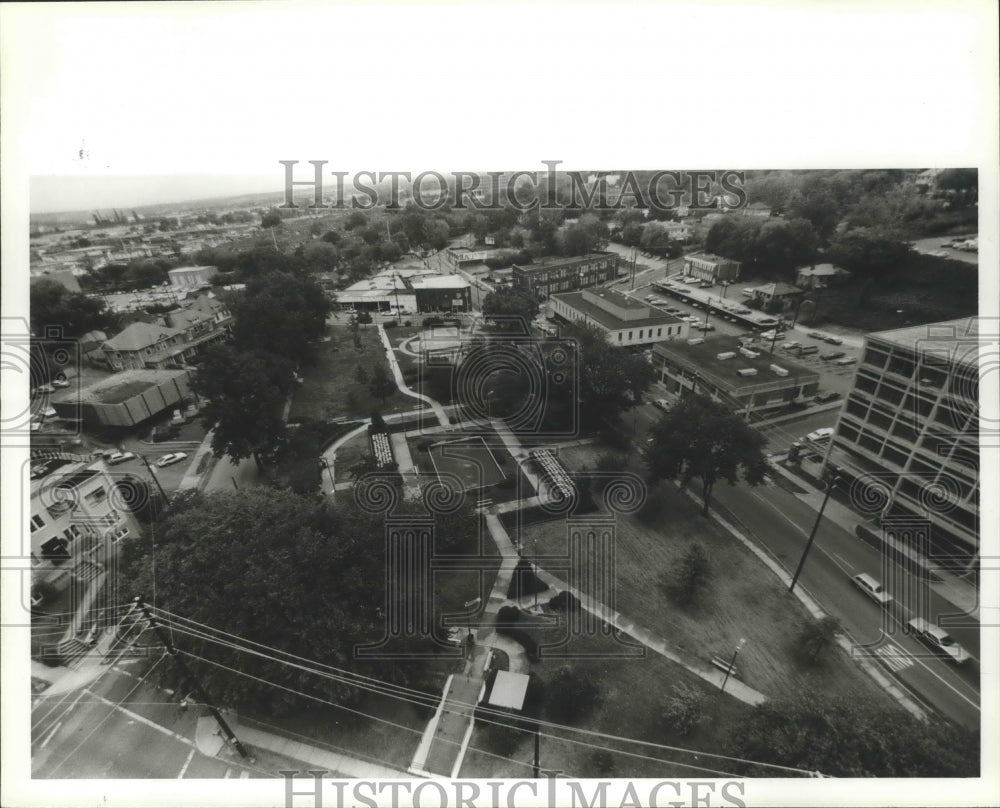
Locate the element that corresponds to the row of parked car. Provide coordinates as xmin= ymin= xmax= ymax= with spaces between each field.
xmin=851 ymin=573 xmax=969 ymax=664
xmin=99 ymin=450 xmax=188 ymax=468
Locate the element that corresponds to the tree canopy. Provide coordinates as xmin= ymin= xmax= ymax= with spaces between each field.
xmin=644 ymin=393 xmax=768 ymax=515
xmin=229 ymin=271 xmax=331 ymax=364
xmin=191 ymin=344 xmax=295 ymax=468
xmin=30 ymin=279 xmax=119 ymax=339
xmin=726 ymin=694 xmax=978 ymax=777
xmin=120 ymin=488 xmax=480 ymax=716
xmin=481 ymin=287 xmax=540 ymax=331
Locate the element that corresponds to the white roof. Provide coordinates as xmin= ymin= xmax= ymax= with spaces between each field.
xmin=487 ymin=670 xmax=530 ymax=711
xmin=409 ymin=275 xmax=470 ymax=290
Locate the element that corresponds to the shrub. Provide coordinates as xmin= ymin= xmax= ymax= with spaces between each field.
xmin=663 ymin=543 xmax=711 ymax=606
xmin=383 ymin=320 xmax=397 ymax=329
xmin=547 ymin=590 xmax=581 ymax=614
xmin=661 ymin=682 xmax=708 ymax=738
xmin=507 ymin=558 xmax=550 ymax=600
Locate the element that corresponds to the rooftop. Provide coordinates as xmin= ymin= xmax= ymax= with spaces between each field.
xmin=797 ymin=263 xmax=848 ymax=276
xmin=103 ymin=322 xmax=184 ymax=353
xmin=867 ymin=317 xmax=980 ymax=365
xmin=168 ymin=265 xmax=218 ymax=276
xmin=653 ymin=336 xmax=819 ymax=392
xmin=750 ymin=281 xmax=803 ymax=297
xmin=685 ymin=252 xmax=739 ymax=265
xmin=512 ymin=252 xmax=615 ymax=273
xmin=76 ymin=368 xmax=192 ymax=405
xmin=409 ymin=275 xmax=470 ymax=290
xmin=553 ymin=290 xmax=681 ymax=331
xmin=487 ymin=670 xmax=530 ymax=711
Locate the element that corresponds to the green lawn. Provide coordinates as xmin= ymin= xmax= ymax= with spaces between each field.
xmin=289 ymin=326 xmax=414 ymax=422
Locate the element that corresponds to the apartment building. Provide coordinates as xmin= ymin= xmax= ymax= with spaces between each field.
xmin=682 ymin=253 xmax=742 ymax=283
xmin=511 ymin=252 xmax=620 ymax=300
xmin=823 ymin=318 xmax=979 ymax=567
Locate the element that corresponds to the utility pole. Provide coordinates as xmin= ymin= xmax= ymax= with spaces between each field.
xmin=134 ymin=596 xmax=254 ymax=761
xmin=533 ymin=724 xmax=540 ymax=778
xmin=139 ymin=454 xmax=169 ymax=506
xmin=789 ymin=468 xmax=842 ymax=593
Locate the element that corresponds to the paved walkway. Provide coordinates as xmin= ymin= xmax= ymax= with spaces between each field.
xmin=377 ymin=324 xmax=450 ymax=427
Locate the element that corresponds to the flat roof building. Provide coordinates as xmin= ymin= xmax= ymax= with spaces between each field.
xmin=652 ymin=336 xmax=820 ymax=416
xmin=822 ymin=318 xmax=979 ymax=568
xmin=550 ymin=287 xmax=689 ymax=347
xmin=682 ymin=253 xmax=742 ymax=283
xmin=512 ymin=252 xmax=619 ymax=300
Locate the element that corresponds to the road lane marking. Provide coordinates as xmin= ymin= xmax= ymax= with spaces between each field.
xmin=178 ymin=747 xmax=196 ymax=778
xmin=874 ymin=644 xmax=913 ymax=673
xmin=82 ymin=689 xmax=198 ymax=748
xmin=39 ymin=720 xmax=63 ymax=749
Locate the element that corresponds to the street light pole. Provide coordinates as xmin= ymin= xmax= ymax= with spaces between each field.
xmin=789 ymin=468 xmax=842 ymax=593
xmin=719 ymin=638 xmax=746 ymax=693
xmin=139 ymin=454 xmax=169 ymax=505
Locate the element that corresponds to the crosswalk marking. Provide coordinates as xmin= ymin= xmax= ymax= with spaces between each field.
xmin=875 ymin=644 xmax=913 ymax=673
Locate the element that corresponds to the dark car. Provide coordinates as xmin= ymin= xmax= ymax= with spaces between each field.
xmin=814 ymin=391 xmax=841 ymax=403
xmin=821 ymin=350 xmax=846 ymax=361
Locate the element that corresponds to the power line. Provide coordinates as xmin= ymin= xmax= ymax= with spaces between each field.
xmin=150 ymin=609 xmax=818 ymax=777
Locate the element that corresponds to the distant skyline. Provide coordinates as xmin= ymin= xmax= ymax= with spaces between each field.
xmin=29 ymin=173 xmax=284 ymax=215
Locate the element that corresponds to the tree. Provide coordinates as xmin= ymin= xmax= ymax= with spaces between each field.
xmin=726 ymin=694 xmax=978 ymax=777
xmin=660 ymin=682 xmax=708 ymax=737
xmin=354 ymin=364 xmax=368 ymax=383
xmin=368 ymin=363 xmax=396 ymax=403
xmin=663 ymin=543 xmax=712 ymax=606
xmin=644 ymin=394 xmax=768 ymax=516
xmin=30 ymin=279 xmax=119 ymax=339
xmin=229 ymin=271 xmax=331 ymax=364
xmin=563 ymin=321 xmax=657 ymax=430
xmin=826 ymin=228 xmax=912 ymax=283
xmin=796 ymin=616 xmax=839 ymax=664
xmin=191 ymin=344 xmax=295 ymax=470
xmin=261 ymin=208 xmax=283 ymax=229
xmin=481 ymin=287 xmax=540 ymax=331
xmin=118 ymin=489 xmax=459 ymax=716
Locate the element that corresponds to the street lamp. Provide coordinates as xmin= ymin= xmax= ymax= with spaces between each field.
xmin=789 ymin=466 xmax=843 ymax=593
xmin=318 ymin=457 xmax=336 ymax=497
xmin=720 ymin=638 xmax=746 ymax=693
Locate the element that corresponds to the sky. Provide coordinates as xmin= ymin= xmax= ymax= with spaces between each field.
xmin=2 ymin=1 xmax=995 ymax=212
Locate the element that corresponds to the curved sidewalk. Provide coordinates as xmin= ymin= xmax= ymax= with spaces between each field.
xmin=377 ymin=324 xmax=449 ymax=427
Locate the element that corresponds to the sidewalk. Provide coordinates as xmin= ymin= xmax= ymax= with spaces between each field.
xmin=377 ymin=324 xmax=450 ymax=427
xmin=211 ymin=717 xmax=411 ymax=778
xmin=768 ymin=457 xmax=979 ymax=619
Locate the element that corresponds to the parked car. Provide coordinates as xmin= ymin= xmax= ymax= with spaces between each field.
xmin=155 ymin=452 xmax=188 ymax=468
xmin=813 ymin=391 xmax=841 ymax=404
xmin=780 ymin=341 xmax=801 ymax=351
xmin=51 ymin=378 xmax=71 ymax=389
xmin=34 ymin=384 xmax=55 ymax=394
xmin=835 ymin=356 xmax=857 ymax=366
xmin=652 ymin=398 xmax=670 ymax=411
xmin=807 ymin=331 xmax=825 ymax=339
xmin=906 ymin=617 xmax=969 ymax=664
xmin=823 ymin=336 xmax=844 ymax=345
xmin=697 ymin=323 xmax=715 ymax=331
xmin=852 ymin=573 xmax=893 ymax=606
xmin=40 ymin=407 xmax=57 ymax=419
xmin=806 ymin=427 xmax=834 ymax=443
xmin=797 ymin=345 xmax=819 ymax=356
xmin=821 ymin=351 xmax=846 ymax=361
xmin=106 ymin=451 xmax=137 ymax=466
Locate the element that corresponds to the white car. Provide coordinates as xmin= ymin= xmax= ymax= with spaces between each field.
xmin=106 ymin=451 xmax=137 ymax=466
xmin=806 ymin=427 xmax=834 ymax=443
xmin=51 ymin=379 xmax=71 ymax=389
xmin=906 ymin=618 xmax=969 ymax=664
xmin=155 ymin=452 xmax=188 ymax=468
